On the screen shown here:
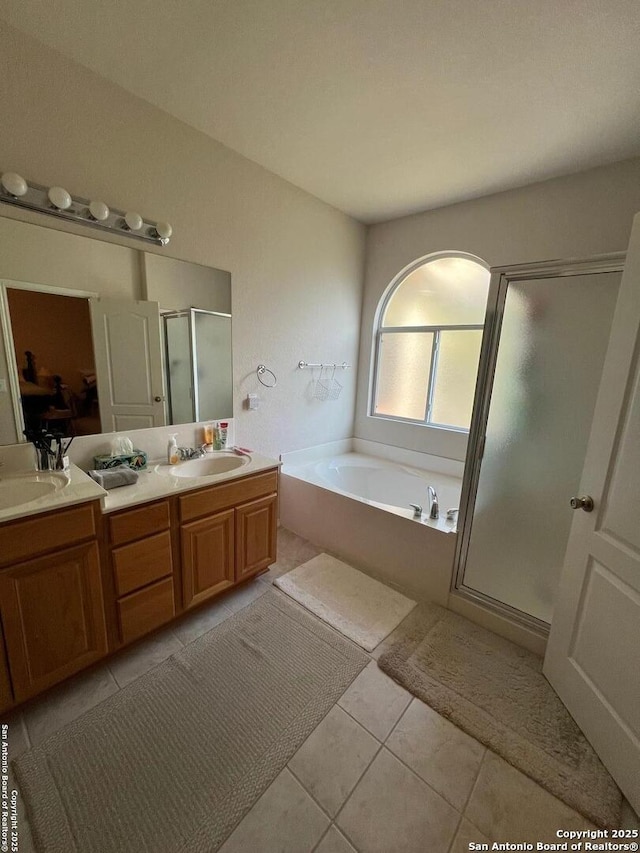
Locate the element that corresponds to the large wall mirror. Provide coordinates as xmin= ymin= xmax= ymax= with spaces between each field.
xmin=0 ymin=216 xmax=232 ymax=445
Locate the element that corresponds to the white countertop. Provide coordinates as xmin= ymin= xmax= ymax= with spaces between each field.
xmin=0 ymin=462 xmax=107 ymax=525
xmin=0 ymin=452 xmax=281 ymax=524
xmin=101 ymin=451 xmax=281 ymax=513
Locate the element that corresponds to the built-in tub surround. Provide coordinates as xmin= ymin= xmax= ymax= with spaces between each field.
xmin=280 ymin=439 xmax=462 ymax=605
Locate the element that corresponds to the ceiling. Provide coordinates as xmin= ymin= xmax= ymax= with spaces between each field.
xmin=2 ymin=0 xmax=640 ymax=223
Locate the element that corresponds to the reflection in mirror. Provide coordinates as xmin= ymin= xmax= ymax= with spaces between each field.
xmin=0 ymin=215 xmax=232 ymax=445
xmin=7 ymin=287 xmax=101 ymax=436
xmin=164 ymin=309 xmax=232 ymax=423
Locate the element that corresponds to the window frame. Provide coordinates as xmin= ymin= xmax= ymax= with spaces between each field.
xmin=369 ymin=252 xmax=489 ymax=433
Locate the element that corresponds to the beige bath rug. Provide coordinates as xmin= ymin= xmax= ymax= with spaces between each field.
xmin=14 ymin=591 xmax=368 ymax=853
xmin=377 ymin=601 xmax=621 ymax=829
xmin=274 ymin=553 xmax=417 ymax=651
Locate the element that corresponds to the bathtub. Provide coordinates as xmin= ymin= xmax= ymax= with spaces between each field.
xmin=280 ymin=440 xmax=463 ymax=604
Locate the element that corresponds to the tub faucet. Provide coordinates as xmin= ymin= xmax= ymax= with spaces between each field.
xmin=427 ymin=485 xmax=439 ymax=519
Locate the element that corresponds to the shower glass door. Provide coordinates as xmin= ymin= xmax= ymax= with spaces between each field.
xmin=457 ymin=261 xmax=622 ymax=626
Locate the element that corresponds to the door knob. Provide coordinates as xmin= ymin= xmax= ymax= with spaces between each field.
xmin=570 ymin=495 xmax=594 ymax=512
xmin=154 ymin=396 xmax=164 ymax=402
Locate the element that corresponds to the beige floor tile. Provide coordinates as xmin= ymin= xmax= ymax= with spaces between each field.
xmin=1 ymin=712 xmax=30 ymax=760
xmin=289 ymin=705 xmax=379 ymax=816
xmin=109 ymin=628 xmax=183 ymax=688
xmin=449 ymin=817 xmax=490 ymax=853
xmin=386 ymin=699 xmax=485 ymax=810
xmin=219 ymin=768 xmax=329 ymax=853
xmin=465 ymin=751 xmax=596 ymax=843
xmin=336 ymin=748 xmax=459 ymax=853
xmin=314 ymin=825 xmax=357 ymax=853
xmin=269 ymin=527 xmax=323 ymax=578
xmin=23 ymin=666 xmax=119 ymax=746
xmin=338 ymin=660 xmax=411 ymax=741
xmin=172 ymin=598 xmax=233 ymax=645
xmin=222 ymin=577 xmax=269 ymax=613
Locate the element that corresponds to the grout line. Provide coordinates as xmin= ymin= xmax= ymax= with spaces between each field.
xmin=286 ymin=764 xmax=335 ymax=822
xmin=333 ymin=703 xmax=383 ymax=744
xmin=332 ymin=740 xmax=384 ymax=842
xmin=445 ymin=811 xmax=465 ymax=853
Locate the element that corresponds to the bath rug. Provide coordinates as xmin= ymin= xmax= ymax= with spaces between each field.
xmin=14 ymin=590 xmax=368 ymax=853
xmin=377 ymin=602 xmax=621 ymax=829
xmin=274 ymin=553 xmax=417 ymax=651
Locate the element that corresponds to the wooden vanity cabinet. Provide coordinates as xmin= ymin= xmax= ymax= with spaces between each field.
xmin=179 ymin=469 xmax=278 ymax=609
xmin=106 ymin=499 xmax=176 ymax=646
xmin=235 ymin=493 xmax=278 ymax=582
xmin=0 ymin=625 xmax=14 ymax=714
xmin=0 ymin=502 xmax=108 ymax=704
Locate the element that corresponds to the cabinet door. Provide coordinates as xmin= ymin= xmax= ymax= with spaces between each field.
xmin=181 ymin=509 xmax=235 ymax=609
xmin=0 ymin=622 xmax=13 ymax=714
xmin=0 ymin=542 xmax=108 ymax=703
xmin=235 ymin=494 xmax=277 ymax=581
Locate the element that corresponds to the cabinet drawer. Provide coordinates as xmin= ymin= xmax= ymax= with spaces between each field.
xmin=112 ymin=531 xmax=173 ymax=597
xmin=109 ymin=500 xmax=170 ymax=547
xmin=179 ymin=470 xmax=278 ymax=522
xmin=0 ymin=503 xmax=97 ymax=567
xmin=118 ymin=577 xmax=175 ymax=645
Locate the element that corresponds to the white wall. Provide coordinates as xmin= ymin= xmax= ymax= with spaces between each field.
xmin=356 ymin=158 xmax=640 ymax=460
xmin=0 ymin=25 xmax=365 ymax=459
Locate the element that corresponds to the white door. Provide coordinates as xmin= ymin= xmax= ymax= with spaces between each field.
xmin=544 ymin=213 xmax=640 ymax=812
xmin=90 ymin=298 xmax=165 ymax=432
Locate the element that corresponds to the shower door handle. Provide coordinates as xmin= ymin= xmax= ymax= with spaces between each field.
xmin=570 ymin=495 xmax=594 ymax=512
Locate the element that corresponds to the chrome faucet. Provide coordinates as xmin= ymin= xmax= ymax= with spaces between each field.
xmin=177 ymin=444 xmax=207 ymax=460
xmin=427 ymin=485 xmax=439 ymax=519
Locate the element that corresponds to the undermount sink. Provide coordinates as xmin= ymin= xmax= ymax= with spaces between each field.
xmin=157 ymin=451 xmax=250 ymax=479
xmin=0 ymin=470 xmax=69 ymax=511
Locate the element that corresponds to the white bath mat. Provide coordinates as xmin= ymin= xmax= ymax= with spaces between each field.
xmin=274 ymin=553 xmax=417 ymax=652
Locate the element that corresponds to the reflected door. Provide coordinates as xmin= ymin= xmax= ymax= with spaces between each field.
xmin=459 ymin=267 xmax=621 ymax=624
xmin=544 ymin=214 xmax=640 ymax=811
xmin=90 ymin=298 xmax=165 ymax=431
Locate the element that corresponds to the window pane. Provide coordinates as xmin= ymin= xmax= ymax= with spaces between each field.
xmin=374 ymin=332 xmax=433 ymax=420
xmin=430 ymin=330 xmax=483 ymax=429
xmin=383 ymin=256 xmax=489 ymax=327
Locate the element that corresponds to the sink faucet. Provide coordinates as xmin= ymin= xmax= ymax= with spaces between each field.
xmin=177 ymin=444 xmax=207 ymax=460
xmin=427 ymin=485 xmax=439 ymax=519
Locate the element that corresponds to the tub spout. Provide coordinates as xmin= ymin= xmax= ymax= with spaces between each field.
xmin=427 ymin=485 xmax=439 ymax=519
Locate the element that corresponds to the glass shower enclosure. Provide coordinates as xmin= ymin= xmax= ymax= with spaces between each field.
xmin=454 ymin=255 xmax=624 ymax=630
xmin=162 ymin=308 xmax=232 ymax=424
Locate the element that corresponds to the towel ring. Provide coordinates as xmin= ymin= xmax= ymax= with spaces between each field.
xmin=257 ymin=364 xmax=277 ymax=388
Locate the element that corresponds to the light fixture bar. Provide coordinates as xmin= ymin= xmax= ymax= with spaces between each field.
xmin=0 ymin=171 xmax=172 ymax=246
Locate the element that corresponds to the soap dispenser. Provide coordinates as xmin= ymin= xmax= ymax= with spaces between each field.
xmin=167 ymin=434 xmax=179 ymax=464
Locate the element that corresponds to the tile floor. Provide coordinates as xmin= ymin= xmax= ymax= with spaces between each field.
xmin=2 ymin=526 xmax=637 ymax=852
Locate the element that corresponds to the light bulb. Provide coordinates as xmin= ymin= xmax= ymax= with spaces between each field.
xmin=48 ymin=186 xmax=72 ymax=210
xmin=155 ymin=221 xmax=172 ymax=240
xmin=124 ymin=211 xmax=143 ymax=231
xmin=88 ymin=200 xmax=109 ymax=221
xmin=1 ymin=172 xmax=28 ymax=197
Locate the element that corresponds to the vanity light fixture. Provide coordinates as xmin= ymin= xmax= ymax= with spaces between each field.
xmin=0 ymin=170 xmax=172 ymax=246
xmin=88 ymin=200 xmax=110 ymax=221
xmin=123 ymin=211 xmax=143 ymax=231
xmin=0 ymin=171 xmax=28 ymax=198
xmin=47 ymin=186 xmax=73 ymax=210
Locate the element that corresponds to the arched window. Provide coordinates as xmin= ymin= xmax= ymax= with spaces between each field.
xmin=371 ymin=253 xmax=490 ymax=431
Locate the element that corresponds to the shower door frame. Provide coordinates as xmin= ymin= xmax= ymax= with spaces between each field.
xmin=452 ymin=252 xmax=626 ymax=635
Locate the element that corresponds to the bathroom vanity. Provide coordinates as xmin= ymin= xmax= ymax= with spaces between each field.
xmin=0 ymin=456 xmax=279 ymax=711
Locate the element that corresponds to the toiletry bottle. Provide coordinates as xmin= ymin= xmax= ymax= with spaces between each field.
xmin=203 ymin=423 xmax=214 ymax=447
xmin=218 ymin=422 xmax=229 ymax=450
xmin=168 ymin=434 xmax=179 ymax=464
